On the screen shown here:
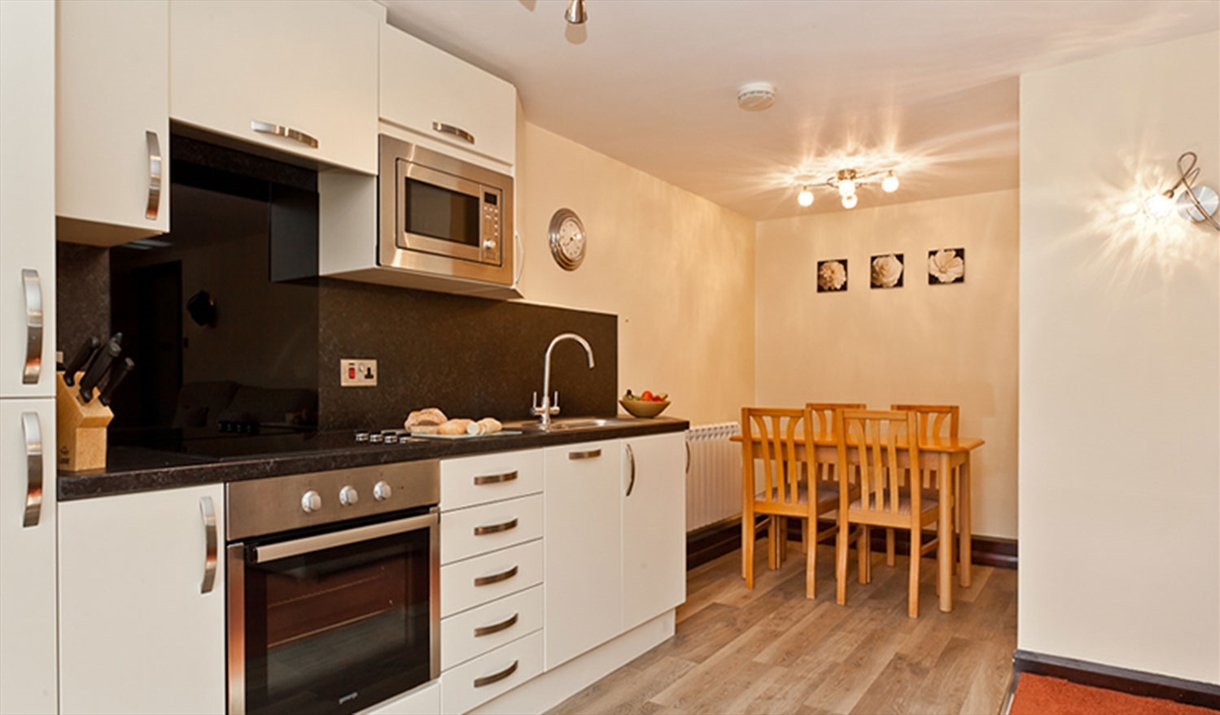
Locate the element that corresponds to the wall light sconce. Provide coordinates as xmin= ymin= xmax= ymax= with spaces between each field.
xmin=795 ymin=167 xmax=899 ymax=209
xmin=1143 ymin=152 xmax=1219 ymax=230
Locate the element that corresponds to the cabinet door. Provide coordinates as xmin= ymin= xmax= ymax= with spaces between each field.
xmin=622 ymin=433 xmax=687 ymax=631
xmin=0 ymin=0 xmax=55 ymax=399
xmin=380 ymin=24 xmax=517 ymax=168
xmin=543 ymin=439 xmax=621 ymax=669
xmin=56 ymin=0 xmax=170 ymax=245
xmin=170 ymin=0 xmax=379 ymax=173
xmin=59 ymin=484 xmax=226 ymax=714
xmin=0 ymin=400 xmax=57 ymax=715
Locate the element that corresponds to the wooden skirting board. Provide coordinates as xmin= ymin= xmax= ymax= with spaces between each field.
xmin=1012 ymin=650 xmax=1220 ymax=710
xmin=686 ymin=516 xmax=1017 ymax=571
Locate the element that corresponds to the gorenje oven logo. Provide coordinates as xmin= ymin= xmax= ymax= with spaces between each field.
xmin=339 ymin=692 xmax=359 ymax=705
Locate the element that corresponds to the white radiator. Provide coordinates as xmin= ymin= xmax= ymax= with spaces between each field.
xmin=685 ymin=422 xmax=742 ymax=532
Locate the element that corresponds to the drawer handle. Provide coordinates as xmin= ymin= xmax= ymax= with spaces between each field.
xmin=251 ymin=120 xmax=319 ymax=149
xmin=21 ymin=269 xmax=43 ymax=385
xmin=145 ymin=130 xmax=162 ymax=220
xmin=21 ymin=412 xmax=43 ymax=528
xmin=432 ymin=121 xmax=475 ymax=145
xmin=569 ymin=448 xmax=601 ymax=460
xmin=473 ymin=470 xmax=518 ymax=486
xmin=473 ymin=565 xmax=518 ymax=587
xmin=473 ymin=612 xmax=519 ymax=638
xmin=473 ymin=660 xmax=518 ymax=688
xmin=474 ymin=517 xmax=518 ymax=536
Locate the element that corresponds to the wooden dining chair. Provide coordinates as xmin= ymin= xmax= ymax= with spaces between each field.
xmin=835 ymin=409 xmax=941 ymax=617
xmin=740 ymin=407 xmax=840 ymax=598
xmin=890 ymin=404 xmax=966 ymax=579
xmin=802 ymin=403 xmax=865 ymax=554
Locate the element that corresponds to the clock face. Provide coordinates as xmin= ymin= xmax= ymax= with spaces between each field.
xmin=549 ymin=209 xmax=586 ymax=270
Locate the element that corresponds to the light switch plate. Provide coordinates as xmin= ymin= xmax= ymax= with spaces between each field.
xmin=340 ymin=358 xmax=377 ymax=387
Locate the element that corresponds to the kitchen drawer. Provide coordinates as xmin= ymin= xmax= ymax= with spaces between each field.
xmin=440 ymin=539 xmax=541 ymax=618
xmin=440 ymin=631 xmax=542 ymax=715
xmin=364 ymin=682 xmax=439 ymax=715
xmin=440 ymin=494 xmax=542 ymax=565
xmin=440 ymin=450 xmax=542 ymax=512
xmin=441 ymin=585 xmax=542 ymax=671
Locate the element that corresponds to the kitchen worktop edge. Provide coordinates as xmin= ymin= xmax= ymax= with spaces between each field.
xmin=58 ymin=417 xmax=690 ymax=501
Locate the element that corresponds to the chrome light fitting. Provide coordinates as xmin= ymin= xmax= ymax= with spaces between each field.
xmin=565 ymin=0 xmax=587 ymax=25
xmin=796 ymin=168 xmax=899 ymax=209
xmin=1142 ymin=152 xmax=1219 ymax=231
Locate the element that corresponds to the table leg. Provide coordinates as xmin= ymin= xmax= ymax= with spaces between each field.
xmin=938 ymin=452 xmax=954 ymax=613
xmin=959 ymin=455 xmax=972 ymax=588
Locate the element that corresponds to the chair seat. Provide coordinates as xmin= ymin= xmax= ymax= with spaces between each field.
xmin=847 ymin=494 xmax=937 ymax=516
xmin=755 ymin=481 xmax=838 ymax=506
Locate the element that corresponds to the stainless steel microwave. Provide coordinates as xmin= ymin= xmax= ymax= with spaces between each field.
xmin=378 ymin=135 xmax=514 ymax=288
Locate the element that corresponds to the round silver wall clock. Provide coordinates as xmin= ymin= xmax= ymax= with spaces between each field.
xmin=548 ymin=208 xmax=586 ymax=270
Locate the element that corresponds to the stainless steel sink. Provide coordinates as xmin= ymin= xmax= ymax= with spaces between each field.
xmin=505 ymin=417 xmax=636 ymax=432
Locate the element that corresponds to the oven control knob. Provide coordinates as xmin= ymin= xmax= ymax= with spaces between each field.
xmin=339 ymin=485 xmax=360 ymax=507
xmin=301 ymin=490 xmax=322 ymax=514
xmin=373 ymin=481 xmax=392 ymax=502
xmin=483 ymin=239 xmax=497 ymax=251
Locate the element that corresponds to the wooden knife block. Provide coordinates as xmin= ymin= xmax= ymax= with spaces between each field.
xmin=56 ymin=372 xmax=113 ymax=473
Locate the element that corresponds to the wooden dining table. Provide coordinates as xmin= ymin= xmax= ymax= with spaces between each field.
xmin=733 ymin=432 xmax=984 ymax=613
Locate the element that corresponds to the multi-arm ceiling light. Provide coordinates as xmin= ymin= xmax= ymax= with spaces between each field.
xmin=797 ymin=168 xmax=900 ymax=209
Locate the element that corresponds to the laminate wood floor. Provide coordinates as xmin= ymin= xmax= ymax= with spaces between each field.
xmin=549 ymin=538 xmax=1017 ymax=715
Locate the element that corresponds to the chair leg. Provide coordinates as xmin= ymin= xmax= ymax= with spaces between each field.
xmin=909 ymin=525 xmax=921 ymax=618
xmin=801 ymin=518 xmax=809 ymax=554
xmin=836 ymin=518 xmax=849 ymax=605
xmin=743 ymin=511 xmax=755 ymax=589
xmin=858 ymin=524 xmax=871 ymax=584
xmin=767 ymin=516 xmax=777 ymax=571
xmin=805 ymin=518 xmax=816 ymax=599
xmin=886 ymin=528 xmax=896 ymax=566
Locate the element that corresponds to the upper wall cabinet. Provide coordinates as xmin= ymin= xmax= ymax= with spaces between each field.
xmin=56 ymin=0 xmax=170 ymax=247
xmin=169 ymin=0 xmax=380 ymax=174
xmin=380 ymin=25 xmax=517 ymax=169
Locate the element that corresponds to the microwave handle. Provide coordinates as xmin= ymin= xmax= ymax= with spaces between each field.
xmin=251 ymin=511 xmax=438 ymax=563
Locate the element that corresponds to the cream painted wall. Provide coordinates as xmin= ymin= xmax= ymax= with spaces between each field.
xmin=514 ymin=120 xmax=756 ymax=426
xmin=1019 ymin=31 xmax=1219 ymax=684
xmin=754 ymin=190 xmax=1019 ymax=539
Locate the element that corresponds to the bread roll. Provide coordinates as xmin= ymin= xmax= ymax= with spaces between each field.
xmin=405 ymin=407 xmax=447 ymax=429
xmin=407 ymin=424 xmax=439 ymax=435
xmin=438 ymin=418 xmax=474 ymax=435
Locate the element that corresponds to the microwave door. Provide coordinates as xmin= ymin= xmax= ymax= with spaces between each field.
xmin=397 ymin=160 xmax=490 ymax=264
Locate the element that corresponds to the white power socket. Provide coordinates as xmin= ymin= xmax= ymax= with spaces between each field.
xmin=340 ymin=359 xmax=377 ymax=387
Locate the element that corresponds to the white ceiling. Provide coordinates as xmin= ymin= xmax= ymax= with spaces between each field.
xmin=379 ymin=0 xmax=1219 ymax=220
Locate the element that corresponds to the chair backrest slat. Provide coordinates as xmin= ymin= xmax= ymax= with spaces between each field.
xmin=836 ymin=409 xmax=918 ymax=518
xmin=891 ymin=403 xmax=959 ymax=441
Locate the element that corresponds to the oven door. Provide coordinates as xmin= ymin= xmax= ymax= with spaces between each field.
xmin=228 ymin=510 xmax=439 ymax=715
xmin=396 ymin=159 xmax=501 ymax=267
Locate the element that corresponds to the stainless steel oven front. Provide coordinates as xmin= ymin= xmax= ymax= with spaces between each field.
xmin=226 ymin=461 xmax=440 ymax=715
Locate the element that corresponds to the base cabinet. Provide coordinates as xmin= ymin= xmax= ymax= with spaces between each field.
xmin=622 ymin=433 xmax=687 ymax=630
xmin=58 ymin=484 xmax=225 ymax=714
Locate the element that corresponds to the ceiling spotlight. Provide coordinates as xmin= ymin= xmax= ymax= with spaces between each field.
xmin=797 ymin=186 xmax=814 ymax=207
xmin=836 ymin=169 xmax=857 ymax=198
xmin=841 ymin=194 xmax=858 ymax=209
xmin=565 ymin=0 xmax=587 ymax=25
xmin=882 ymin=171 xmax=899 ymax=193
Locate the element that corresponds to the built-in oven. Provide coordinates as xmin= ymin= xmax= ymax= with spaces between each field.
xmin=378 ymin=134 xmax=514 ymax=288
xmin=226 ymin=460 xmax=440 ymax=715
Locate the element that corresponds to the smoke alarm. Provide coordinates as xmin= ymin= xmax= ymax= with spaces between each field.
xmin=737 ymin=82 xmax=776 ymax=111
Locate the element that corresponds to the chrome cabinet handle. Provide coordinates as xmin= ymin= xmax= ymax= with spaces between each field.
xmin=432 ymin=121 xmax=474 ymax=145
xmin=473 ymin=660 xmax=518 ymax=688
xmin=512 ymin=231 xmax=525 ymax=288
xmin=473 ymin=564 xmax=518 ymax=587
xmin=21 ymin=269 xmax=42 ymax=385
xmin=473 ymin=470 xmax=518 ymax=486
xmin=200 ymin=496 xmax=217 ymax=594
xmin=474 ymin=517 xmax=518 ymax=536
xmin=21 ymin=412 xmax=42 ymax=528
xmin=569 ymin=448 xmax=601 ymax=460
xmin=145 ymin=130 xmax=162 ymax=220
xmin=625 ymin=443 xmax=637 ymax=497
xmin=685 ymin=440 xmax=691 ymax=474
xmin=251 ymin=120 xmax=319 ymax=149
xmin=473 ymin=613 xmax=518 ymax=638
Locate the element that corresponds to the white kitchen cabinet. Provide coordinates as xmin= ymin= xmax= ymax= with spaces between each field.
xmin=59 ymin=483 xmax=226 ymax=715
xmin=543 ymin=439 xmax=622 ymax=669
xmin=0 ymin=400 xmax=57 ymax=715
xmin=56 ymin=0 xmax=170 ymax=246
xmin=0 ymin=0 xmax=56 ymax=400
xmin=380 ymin=24 xmax=517 ymax=170
xmin=621 ymin=433 xmax=687 ymax=631
xmin=170 ymin=0 xmax=380 ymax=174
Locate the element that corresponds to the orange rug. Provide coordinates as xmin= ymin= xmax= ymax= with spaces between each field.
xmin=1011 ymin=674 xmax=1219 ymax=715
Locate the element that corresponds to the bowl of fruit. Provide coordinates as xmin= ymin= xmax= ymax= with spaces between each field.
xmin=619 ymin=389 xmax=670 ymax=418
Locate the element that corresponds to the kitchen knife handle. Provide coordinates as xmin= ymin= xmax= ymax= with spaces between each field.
xmin=21 ymin=269 xmax=43 ymax=385
xmin=21 ymin=412 xmax=43 ymax=528
xmin=62 ymin=337 xmax=101 ymax=387
xmin=98 ymin=358 xmax=134 ymax=407
xmin=78 ymin=333 xmax=121 ymax=402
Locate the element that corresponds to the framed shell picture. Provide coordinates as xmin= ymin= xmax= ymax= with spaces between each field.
xmin=870 ymin=253 xmax=904 ymax=289
xmin=928 ymin=248 xmax=965 ymax=285
xmin=817 ymin=259 xmax=848 ymax=293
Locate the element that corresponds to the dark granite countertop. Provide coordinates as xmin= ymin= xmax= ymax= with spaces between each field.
xmin=58 ymin=417 xmax=689 ymax=501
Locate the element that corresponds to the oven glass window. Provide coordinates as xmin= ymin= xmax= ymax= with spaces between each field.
xmin=242 ymin=528 xmax=432 ymax=715
xmin=403 ymin=177 xmax=480 ymax=247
